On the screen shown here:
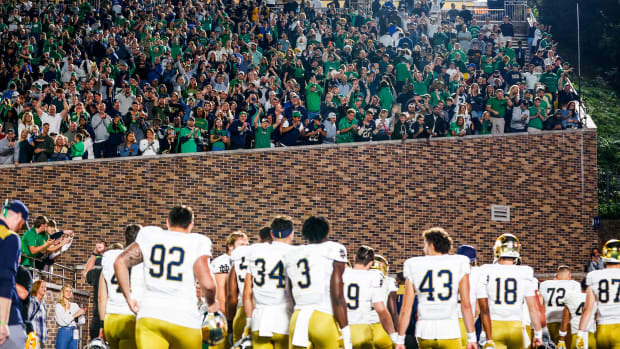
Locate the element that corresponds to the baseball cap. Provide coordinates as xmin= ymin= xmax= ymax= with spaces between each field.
xmin=5 ymin=200 xmax=30 ymax=230
xmin=292 ymin=111 xmax=301 ymax=118
xmin=456 ymin=245 xmax=476 ymax=262
xmin=327 ymin=112 xmax=337 ymax=119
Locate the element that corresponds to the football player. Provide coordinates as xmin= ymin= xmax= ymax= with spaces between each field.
xmin=576 ymin=239 xmax=620 ymax=349
xmin=243 ymin=216 xmax=295 ymax=349
xmin=114 ymin=205 xmax=219 ymax=349
xmin=456 ymin=245 xmax=488 ymax=349
xmin=558 ymin=281 xmax=596 ymax=349
xmin=369 ymin=255 xmax=399 ymax=349
xmin=478 ymin=234 xmax=543 ymax=349
xmin=211 ymin=231 xmax=249 ymax=324
xmin=98 ymin=224 xmax=144 ymax=349
xmin=539 ymin=266 xmax=581 ymax=345
xmin=283 ymin=216 xmax=351 ymax=349
xmin=228 ymin=228 xmax=271 ymax=344
xmin=395 ymin=227 xmax=477 ymax=349
xmin=343 ymin=246 xmax=396 ymax=349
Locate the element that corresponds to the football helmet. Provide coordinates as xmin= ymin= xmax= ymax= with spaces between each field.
xmin=202 ymin=311 xmax=228 ymax=345
xmin=602 ymin=239 xmax=620 ymax=263
xmin=85 ymin=338 xmax=109 ymax=349
xmin=493 ymin=234 xmax=521 ymax=260
xmin=371 ymin=254 xmax=389 ymax=277
xmin=232 ymin=335 xmax=253 ymax=349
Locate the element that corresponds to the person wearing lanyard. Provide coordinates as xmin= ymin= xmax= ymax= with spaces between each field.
xmin=54 ymin=286 xmax=86 ymax=349
xmin=0 ymin=199 xmax=30 ymax=349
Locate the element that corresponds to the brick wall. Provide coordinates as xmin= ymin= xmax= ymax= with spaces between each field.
xmin=4 ymin=130 xmax=598 ymax=347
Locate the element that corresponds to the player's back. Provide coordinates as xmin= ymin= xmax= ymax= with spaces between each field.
xmin=230 ymin=245 xmax=251 ymax=305
xmin=368 ymin=271 xmax=398 ymax=324
xmin=342 ymin=268 xmax=382 ymax=325
xmin=565 ymin=291 xmax=596 ymax=333
xmin=405 ymin=254 xmax=470 ymax=321
xmin=586 ymin=268 xmax=620 ymax=325
xmin=248 ymin=241 xmax=293 ymax=306
xmin=283 ymin=241 xmax=347 ymax=314
xmin=539 ymin=279 xmax=581 ymax=323
xmin=211 ymin=253 xmax=231 ymax=274
xmin=480 ymin=263 xmax=536 ymax=322
xmin=135 ymin=226 xmax=212 ymax=329
xmin=102 ymin=249 xmax=145 ymax=315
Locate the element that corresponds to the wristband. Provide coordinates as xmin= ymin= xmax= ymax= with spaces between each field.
xmin=389 ymin=332 xmax=399 ymax=343
xmin=394 ymin=334 xmax=406 ymax=345
xmin=577 ymin=330 xmax=587 ymax=338
xmin=534 ymin=330 xmax=542 ymax=340
xmin=246 ymin=317 xmax=252 ymax=328
xmin=467 ymin=332 xmax=477 ymax=343
xmin=559 ymin=330 xmax=567 ymax=337
xmin=0 ymin=320 xmax=7 ymax=325
xmin=341 ymin=325 xmax=351 ymax=344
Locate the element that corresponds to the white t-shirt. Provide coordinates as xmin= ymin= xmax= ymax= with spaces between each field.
xmin=135 ymin=226 xmax=212 ymax=329
xmin=283 ymin=241 xmax=348 ymax=315
xmin=404 ymin=254 xmax=470 ymax=339
xmin=40 ymin=112 xmax=62 ymax=135
xmin=343 ymin=269 xmax=383 ymax=325
xmin=539 ymin=279 xmax=581 ymax=323
xmin=479 ymin=264 xmax=537 ymax=322
xmin=585 ymin=268 xmax=620 ymax=325
xmin=101 ymin=249 xmax=146 ymax=315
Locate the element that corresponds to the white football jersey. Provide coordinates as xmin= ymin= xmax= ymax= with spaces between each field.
xmin=230 ymin=245 xmax=251 ymax=305
xmin=211 ymin=254 xmax=231 ymax=274
xmin=539 ymin=279 xmax=581 ymax=323
xmin=343 ymin=269 xmax=383 ymax=325
xmin=479 ymin=264 xmax=537 ymax=322
xmin=586 ymin=268 xmax=620 ymax=325
xmin=565 ymin=291 xmax=596 ymax=333
xmin=368 ymin=272 xmax=398 ymax=324
xmin=101 ymin=249 xmax=146 ymax=316
xmin=458 ymin=266 xmax=485 ymax=319
xmin=404 ymin=254 xmax=470 ymax=340
xmin=283 ymin=241 xmax=348 ymax=315
xmin=134 ymin=226 xmax=213 ymax=329
xmin=247 ymin=242 xmax=294 ymax=307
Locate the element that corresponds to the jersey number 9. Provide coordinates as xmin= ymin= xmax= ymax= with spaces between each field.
xmin=149 ymin=244 xmax=185 ymax=281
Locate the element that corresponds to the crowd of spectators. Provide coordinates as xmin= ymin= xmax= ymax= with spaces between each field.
xmin=0 ymin=0 xmax=583 ymax=164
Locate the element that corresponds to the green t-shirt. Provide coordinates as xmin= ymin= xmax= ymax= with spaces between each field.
xmin=254 ymin=125 xmax=273 ymax=149
xmin=210 ymin=129 xmax=227 ymax=150
xmin=394 ymin=62 xmax=413 ymax=83
xmin=195 ymin=118 xmax=209 ymax=137
xmin=21 ymin=228 xmax=49 ymax=267
xmin=528 ymin=106 xmax=544 ymax=130
xmin=179 ymin=127 xmax=199 ymax=153
xmin=336 ymin=118 xmax=358 ymax=143
xmin=540 ymin=72 xmax=560 ymax=93
xmin=487 ymin=97 xmax=508 ymax=118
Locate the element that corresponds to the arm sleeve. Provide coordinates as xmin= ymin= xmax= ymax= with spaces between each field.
xmin=54 ymin=303 xmax=75 ymax=326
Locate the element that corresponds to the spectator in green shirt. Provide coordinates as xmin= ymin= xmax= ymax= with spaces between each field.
xmin=253 ymin=110 xmax=282 ymax=149
xmin=70 ymin=133 xmax=85 ymax=159
xmin=21 ymin=216 xmax=51 ymax=268
xmin=179 ymin=117 xmax=201 ymax=153
xmin=528 ymin=97 xmax=546 ymax=133
xmin=540 ymin=64 xmax=561 ymax=98
xmin=305 ymin=77 xmax=324 ymax=120
xmin=336 ymin=109 xmax=358 ymax=143
xmin=486 ymin=89 xmax=512 ymax=135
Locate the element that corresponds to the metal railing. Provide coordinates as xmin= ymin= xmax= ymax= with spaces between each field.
xmin=22 ymin=257 xmax=78 ymax=288
xmin=440 ymin=0 xmax=527 ymax=22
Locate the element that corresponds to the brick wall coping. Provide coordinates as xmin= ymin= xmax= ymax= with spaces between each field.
xmin=0 ymin=128 xmax=595 ymax=170
xmin=41 ymin=282 xmax=90 ymax=297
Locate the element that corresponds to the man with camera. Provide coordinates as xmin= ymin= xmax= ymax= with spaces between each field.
xmin=0 ymin=129 xmax=18 ymax=165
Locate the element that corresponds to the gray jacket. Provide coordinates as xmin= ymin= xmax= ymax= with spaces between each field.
xmin=0 ymin=137 xmax=18 ymax=164
xmin=511 ymin=107 xmax=530 ymax=130
xmin=91 ymin=113 xmax=111 ymax=142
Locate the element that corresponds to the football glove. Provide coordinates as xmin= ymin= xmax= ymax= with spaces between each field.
xmin=483 ymin=340 xmax=496 ymax=349
xmin=575 ymin=331 xmax=586 ymax=349
xmin=557 ymin=340 xmax=566 ymax=349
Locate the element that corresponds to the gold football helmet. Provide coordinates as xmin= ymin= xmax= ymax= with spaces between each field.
xmin=493 ymin=234 xmax=521 ymax=260
xmin=202 ymin=311 xmax=228 ymax=345
xmin=371 ymin=254 xmax=389 ymax=277
xmin=602 ymin=239 xmax=620 ymax=263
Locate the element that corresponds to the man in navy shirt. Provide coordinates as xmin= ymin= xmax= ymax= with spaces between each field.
xmin=0 ymin=199 xmax=29 ymax=348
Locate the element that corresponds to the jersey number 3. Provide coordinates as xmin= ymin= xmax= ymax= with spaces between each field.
xmin=149 ymin=244 xmax=185 ymax=281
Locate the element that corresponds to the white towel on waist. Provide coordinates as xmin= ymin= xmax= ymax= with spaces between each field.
xmin=291 ymin=308 xmax=314 ymax=347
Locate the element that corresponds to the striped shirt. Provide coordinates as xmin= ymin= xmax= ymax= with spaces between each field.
xmin=28 ymin=296 xmax=47 ymax=344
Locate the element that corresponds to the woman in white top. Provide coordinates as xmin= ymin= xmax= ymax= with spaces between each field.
xmin=18 ymin=112 xmax=36 ymax=137
xmin=55 ymin=285 xmax=86 ymax=349
xmin=139 ymin=128 xmax=160 ymax=156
